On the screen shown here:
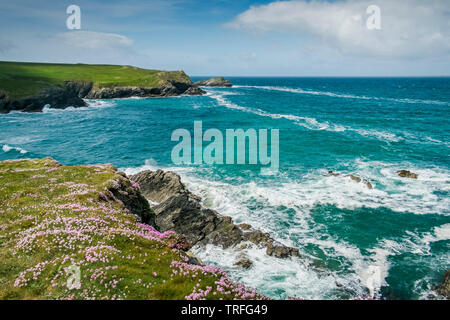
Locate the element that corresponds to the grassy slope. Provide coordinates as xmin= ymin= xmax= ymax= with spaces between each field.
xmin=0 ymin=158 xmax=265 ymax=300
xmin=0 ymin=61 xmax=191 ymax=99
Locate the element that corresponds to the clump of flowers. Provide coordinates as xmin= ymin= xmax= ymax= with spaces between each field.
xmin=1 ymin=158 xmax=267 ymax=301
xmin=170 ymin=261 xmax=268 ymax=300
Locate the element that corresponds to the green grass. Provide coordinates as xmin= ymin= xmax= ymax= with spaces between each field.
xmin=0 ymin=158 xmax=265 ymax=300
xmin=0 ymin=61 xmax=191 ymax=99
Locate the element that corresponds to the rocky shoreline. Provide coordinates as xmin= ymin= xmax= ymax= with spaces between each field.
xmin=0 ymin=157 xmax=447 ymax=299
xmin=0 ymin=75 xmax=233 ymax=114
xmin=129 ymin=168 xmax=449 ymax=298
xmin=130 ymin=170 xmax=300 ymax=267
xmin=0 ymin=79 xmax=204 ymax=114
xmin=0 ymin=158 xmax=272 ymax=300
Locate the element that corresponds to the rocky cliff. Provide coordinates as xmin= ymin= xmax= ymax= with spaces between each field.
xmin=0 ymin=62 xmax=207 ymax=114
xmin=194 ymin=77 xmax=232 ymax=87
xmin=0 ymin=84 xmax=87 ymax=113
xmin=130 ymin=170 xmax=300 ymax=262
xmin=436 ymin=270 xmax=450 ymax=299
xmin=0 ymin=79 xmax=205 ymax=114
xmin=0 ymin=158 xmax=266 ymax=300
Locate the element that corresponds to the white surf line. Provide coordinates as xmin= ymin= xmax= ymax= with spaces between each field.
xmin=206 ymin=91 xmax=403 ymax=143
xmin=2 ymin=144 xmax=28 ymax=154
xmin=233 ymin=85 xmax=450 ymax=106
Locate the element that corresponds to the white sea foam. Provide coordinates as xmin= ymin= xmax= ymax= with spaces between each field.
xmin=41 ymin=100 xmax=116 ymax=113
xmin=207 ymin=90 xmax=403 ymax=142
xmin=1 ymin=144 xmax=28 ymax=154
xmin=233 ymin=85 xmax=450 ymax=106
xmin=191 ymin=243 xmax=365 ymax=299
xmin=122 ymin=158 xmax=449 ymax=299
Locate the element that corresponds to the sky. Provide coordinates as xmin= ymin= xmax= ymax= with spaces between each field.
xmin=0 ymin=0 xmax=449 ymax=76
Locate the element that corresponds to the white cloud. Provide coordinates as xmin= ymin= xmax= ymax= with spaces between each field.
xmin=57 ymin=31 xmax=133 ymax=49
xmin=227 ymin=0 xmax=450 ymax=58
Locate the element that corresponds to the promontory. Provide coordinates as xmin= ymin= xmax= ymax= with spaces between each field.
xmin=0 ymin=61 xmax=206 ymax=113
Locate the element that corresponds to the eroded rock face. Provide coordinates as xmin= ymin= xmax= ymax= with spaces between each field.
xmin=194 ymin=77 xmax=232 ymax=87
xmin=397 ymin=170 xmax=418 ymax=179
xmin=131 ymin=169 xmax=300 ymax=259
xmin=104 ymin=171 xmax=156 ymax=226
xmin=183 ymin=86 xmax=206 ymax=95
xmin=153 ymin=194 xmax=244 ymax=248
xmin=0 ymin=77 xmax=205 ymax=113
xmin=130 ymin=170 xmax=200 ymax=203
xmin=83 ymin=80 xmax=195 ymax=99
xmin=0 ymin=84 xmax=88 ymax=113
xmin=436 ymin=270 xmax=450 ymax=299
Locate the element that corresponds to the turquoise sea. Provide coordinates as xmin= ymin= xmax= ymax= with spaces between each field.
xmin=1 ymin=77 xmax=449 ymax=299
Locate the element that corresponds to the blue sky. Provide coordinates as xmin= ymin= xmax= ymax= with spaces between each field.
xmin=0 ymin=0 xmax=449 ymax=76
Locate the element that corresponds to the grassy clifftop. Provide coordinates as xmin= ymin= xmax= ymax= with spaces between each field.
xmin=0 ymin=61 xmax=191 ymax=99
xmin=0 ymin=158 xmax=265 ymax=300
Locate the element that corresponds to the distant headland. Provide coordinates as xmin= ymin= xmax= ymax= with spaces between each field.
xmin=0 ymin=61 xmax=233 ymax=114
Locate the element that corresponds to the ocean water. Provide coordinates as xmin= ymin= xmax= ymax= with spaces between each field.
xmin=1 ymin=77 xmax=449 ymax=299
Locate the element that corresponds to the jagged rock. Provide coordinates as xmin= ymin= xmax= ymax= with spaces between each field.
xmin=436 ymin=270 xmax=450 ymax=299
xmin=183 ymin=86 xmax=206 ymax=95
xmin=105 ymin=175 xmax=155 ymax=226
xmin=130 ymin=170 xmax=200 ymax=203
xmin=134 ymin=169 xmax=301 ymax=259
xmin=327 ymin=171 xmax=372 ymax=189
xmin=194 ymin=77 xmax=232 ymax=87
xmin=238 ymin=223 xmax=252 ymax=230
xmin=65 ymin=81 xmax=94 ymax=98
xmin=346 ymin=174 xmax=373 ymax=189
xmin=348 ymin=174 xmax=361 ymax=183
xmin=244 ymin=229 xmax=300 ymax=258
xmin=0 ymin=76 xmax=205 ymax=113
xmin=234 ymin=258 xmax=253 ymax=269
xmin=153 ymin=194 xmax=244 ymax=248
xmin=85 ymin=86 xmax=161 ymax=99
xmin=397 ymin=170 xmax=418 ymax=179
xmin=187 ymin=254 xmax=204 ymax=266
xmin=266 ymin=242 xmax=300 ymax=258
xmin=245 ymin=230 xmax=271 ymax=246
xmin=0 ymin=83 xmax=87 ymax=113
xmin=239 ymin=243 xmax=251 ymax=250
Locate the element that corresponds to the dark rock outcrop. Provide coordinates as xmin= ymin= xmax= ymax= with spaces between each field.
xmin=347 ymin=174 xmax=373 ymax=189
xmin=327 ymin=171 xmax=373 ymax=189
xmin=0 ymin=84 xmax=87 ymax=114
xmin=0 ymin=76 xmax=205 ymax=114
xmin=152 ymin=194 xmax=244 ymax=248
xmin=130 ymin=170 xmax=200 ymax=203
xmin=130 ymin=169 xmax=299 ymax=259
xmin=194 ymin=77 xmax=232 ymax=87
xmin=183 ymin=86 xmax=206 ymax=95
xmin=397 ymin=170 xmax=418 ymax=179
xmin=104 ymin=172 xmax=156 ymax=226
xmin=187 ymin=255 xmax=204 ymax=266
xmin=83 ymin=80 xmax=199 ymax=99
xmin=436 ymin=270 xmax=450 ymax=299
xmin=234 ymin=257 xmax=253 ymax=269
